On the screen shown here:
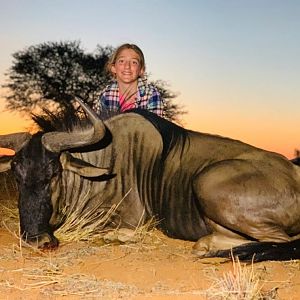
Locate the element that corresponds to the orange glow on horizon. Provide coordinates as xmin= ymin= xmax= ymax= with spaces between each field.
xmin=185 ymin=107 xmax=298 ymax=160
xmin=0 ymin=101 xmax=297 ymax=159
xmin=0 ymin=109 xmax=31 ymax=134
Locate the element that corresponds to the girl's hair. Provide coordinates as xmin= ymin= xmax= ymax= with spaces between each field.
xmin=106 ymin=43 xmax=146 ymax=77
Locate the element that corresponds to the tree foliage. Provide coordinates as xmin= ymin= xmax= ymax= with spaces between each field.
xmin=151 ymin=79 xmax=186 ymax=123
xmin=3 ymin=41 xmax=186 ymax=123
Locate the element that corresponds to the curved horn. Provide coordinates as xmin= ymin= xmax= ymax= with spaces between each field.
xmin=0 ymin=132 xmax=31 ymax=152
xmin=42 ymin=97 xmax=106 ymax=153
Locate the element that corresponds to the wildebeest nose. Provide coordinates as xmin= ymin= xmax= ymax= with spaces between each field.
xmin=39 ymin=234 xmax=59 ymax=250
xmin=25 ymin=232 xmax=59 ymax=250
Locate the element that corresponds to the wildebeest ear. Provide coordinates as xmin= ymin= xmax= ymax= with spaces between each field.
xmin=60 ymin=152 xmax=109 ymax=177
xmin=0 ymin=156 xmax=13 ymax=172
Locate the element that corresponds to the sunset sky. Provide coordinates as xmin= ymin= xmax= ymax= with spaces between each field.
xmin=0 ymin=0 xmax=299 ymax=158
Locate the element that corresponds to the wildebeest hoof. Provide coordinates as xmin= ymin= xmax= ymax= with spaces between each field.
xmin=192 ymin=244 xmax=209 ymax=257
xmin=192 ymin=235 xmax=212 ymax=257
xmin=40 ymin=237 xmax=59 ymax=251
xmin=192 ymin=248 xmax=208 ymax=258
xmin=24 ymin=232 xmax=59 ymax=250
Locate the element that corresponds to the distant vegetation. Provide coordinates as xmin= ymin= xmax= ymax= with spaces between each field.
xmin=2 ymin=41 xmax=186 ymax=123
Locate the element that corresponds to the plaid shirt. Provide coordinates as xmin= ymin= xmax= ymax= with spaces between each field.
xmin=94 ymin=78 xmax=165 ymax=117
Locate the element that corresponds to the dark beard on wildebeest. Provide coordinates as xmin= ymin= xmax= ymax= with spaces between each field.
xmin=2 ymin=97 xmax=300 ymax=262
xmin=11 ymin=132 xmax=60 ymax=248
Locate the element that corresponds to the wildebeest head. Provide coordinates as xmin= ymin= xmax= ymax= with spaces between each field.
xmin=0 ymin=98 xmax=109 ymax=249
xmin=11 ymin=133 xmax=61 ymax=249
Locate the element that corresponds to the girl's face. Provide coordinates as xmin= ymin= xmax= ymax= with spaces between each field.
xmin=111 ymin=48 xmax=144 ymax=84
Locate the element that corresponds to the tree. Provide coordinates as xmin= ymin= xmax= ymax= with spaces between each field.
xmin=151 ymin=79 xmax=186 ymax=123
xmin=3 ymin=41 xmax=111 ymax=113
xmin=3 ymin=41 xmax=186 ymax=123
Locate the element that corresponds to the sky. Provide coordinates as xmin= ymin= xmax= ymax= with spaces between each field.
xmin=0 ymin=0 xmax=299 ymax=158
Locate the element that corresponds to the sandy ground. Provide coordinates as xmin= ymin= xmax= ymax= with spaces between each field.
xmin=1 ymin=174 xmax=300 ymax=299
xmin=1 ymin=227 xmax=300 ymax=300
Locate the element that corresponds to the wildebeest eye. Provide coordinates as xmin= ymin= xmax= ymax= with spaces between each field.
xmin=10 ymin=160 xmax=19 ymax=173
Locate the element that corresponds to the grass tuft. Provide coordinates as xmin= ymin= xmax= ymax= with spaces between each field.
xmin=55 ymin=189 xmax=157 ymax=244
xmin=206 ymin=255 xmax=278 ymax=300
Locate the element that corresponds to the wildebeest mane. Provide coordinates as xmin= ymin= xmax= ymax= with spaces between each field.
xmin=126 ymin=109 xmax=189 ymax=161
xmin=31 ymin=106 xmax=115 ymax=152
xmin=32 ymin=105 xmax=120 ymax=133
xmin=32 ymin=106 xmax=88 ymax=133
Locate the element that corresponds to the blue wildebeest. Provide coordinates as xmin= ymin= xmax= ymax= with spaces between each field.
xmin=1 ymin=98 xmax=300 ymax=262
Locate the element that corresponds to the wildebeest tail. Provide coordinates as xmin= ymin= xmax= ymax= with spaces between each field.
xmin=209 ymin=239 xmax=300 ymax=262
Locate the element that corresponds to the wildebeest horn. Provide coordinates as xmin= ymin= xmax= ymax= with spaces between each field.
xmin=0 ymin=132 xmax=31 ymax=172
xmin=42 ymin=97 xmax=106 ymax=153
xmin=0 ymin=132 xmax=31 ymax=152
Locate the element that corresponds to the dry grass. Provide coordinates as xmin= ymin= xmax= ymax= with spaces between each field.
xmin=55 ymin=211 xmax=159 ymax=250
xmin=0 ymin=171 xmax=17 ymax=201
xmin=0 ymin=204 xmax=19 ymax=234
xmin=0 ymin=263 xmax=142 ymax=298
xmin=0 ymin=172 xmax=19 ymax=237
xmin=0 ymin=215 xmax=142 ymax=298
xmin=42 ymin=274 xmax=141 ymax=298
xmin=206 ymin=255 xmax=278 ymax=300
xmin=54 ymin=188 xmax=133 ymax=243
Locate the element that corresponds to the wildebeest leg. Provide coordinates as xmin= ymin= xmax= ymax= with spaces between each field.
xmin=192 ymin=159 xmax=297 ymax=253
xmin=193 ymin=218 xmax=250 ymax=257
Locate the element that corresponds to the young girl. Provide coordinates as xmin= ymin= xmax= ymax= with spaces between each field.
xmin=95 ymin=43 xmax=164 ymax=117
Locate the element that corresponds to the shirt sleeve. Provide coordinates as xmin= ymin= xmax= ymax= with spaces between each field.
xmin=147 ymin=88 xmax=165 ymax=117
xmin=93 ymin=87 xmax=112 ymax=114
xmin=100 ymin=94 xmax=109 ymax=109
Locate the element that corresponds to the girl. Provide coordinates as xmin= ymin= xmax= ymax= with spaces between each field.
xmin=95 ymin=43 xmax=164 ymax=116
